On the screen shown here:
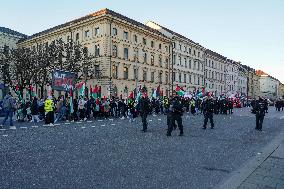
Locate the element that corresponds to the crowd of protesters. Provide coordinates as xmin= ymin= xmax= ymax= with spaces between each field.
xmin=1 ymin=90 xmax=276 ymax=128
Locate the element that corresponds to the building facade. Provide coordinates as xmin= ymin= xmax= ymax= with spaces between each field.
xmin=204 ymin=49 xmax=226 ymax=97
xmin=257 ymin=70 xmax=280 ymax=100
xmin=146 ymin=21 xmax=205 ymax=94
xmin=0 ymin=27 xmax=27 ymax=99
xmin=237 ymin=65 xmax=248 ymax=97
xmin=18 ymin=9 xmax=172 ymax=98
xmin=225 ymin=60 xmax=239 ymax=97
xmin=279 ymin=83 xmax=284 ymax=99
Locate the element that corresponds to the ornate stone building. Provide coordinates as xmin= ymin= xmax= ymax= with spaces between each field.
xmin=18 ymin=9 xmax=172 ymax=98
xmin=204 ymin=49 xmax=226 ymax=96
xmin=225 ymin=59 xmax=239 ymax=97
xmin=146 ymin=21 xmax=205 ymax=93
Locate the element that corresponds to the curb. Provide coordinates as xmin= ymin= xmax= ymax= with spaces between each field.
xmin=214 ymin=128 xmax=284 ymax=189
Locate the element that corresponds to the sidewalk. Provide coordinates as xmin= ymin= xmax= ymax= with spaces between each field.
xmin=215 ymin=130 xmax=284 ymax=189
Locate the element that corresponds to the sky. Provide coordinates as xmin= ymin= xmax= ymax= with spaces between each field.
xmin=1 ymin=0 xmax=283 ymax=83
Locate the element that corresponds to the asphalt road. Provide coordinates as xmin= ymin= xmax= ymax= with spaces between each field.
xmin=1 ymin=107 xmax=284 ymax=189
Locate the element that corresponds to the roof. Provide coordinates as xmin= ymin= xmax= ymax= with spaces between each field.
xmin=205 ymin=49 xmax=226 ymax=60
xmin=147 ymin=21 xmax=203 ymax=48
xmin=0 ymin=27 xmax=27 ymax=38
xmin=27 ymin=9 xmax=168 ymax=40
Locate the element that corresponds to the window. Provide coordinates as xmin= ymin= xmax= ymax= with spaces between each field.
xmin=151 ymin=41 xmax=154 ymax=48
xmin=159 ymin=44 xmax=162 ymax=50
xmin=84 ymin=30 xmax=90 ymax=38
xmin=134 ymin=68 xmax=138 ymax=80
xmin=197 ymin=62 xmax=200 ymax=71
xmin=184 ymin=58 xmax=187 ymax=68
xmin=143 ymin=38 xmax=147 ymax=45
xmin=151 ymin=55 xmax=154 ymax=65
xmin=188 ymin=48 xmax=191 ymax=54
xmin=151 ymin=72 xmax=155 ymax=82
xmin=179 ymin=44 xmax=182 ymax=50
xmin=198 ymin=77 xmax=200 ymax=85
xmin=193 ymin=61 xmax=196 ymax=70
xmin=112 ymin=28 xmax=118 ymax=36
xmin=95 ymin=44 xmax=100 ymax=57
xmin=184 ymin=74 xmax=187 ymax=83
xmin=165 ymin=46 xmax=168 ymax=52
xmin=75 ymin=33 xmax=79 ymax=41
xmin=112 ymin=65 xmax=118 ymax=79
xmin=189 ymin=60 xmax=191 ymax=69
xmin=189 ymin=74 xmax=192 ymax=83
xmin=143 ymin=52 xmax=147 ymax=63
xmin=124 ymin=48 xmax=129 ymax=60
xmin=173 ymin=72 xmax=176 ymax=82
xmin=165 ymin=58 xmax=169 ymax=68
xmin=95 ymin=65 xmax=100 ymax=78
xmin=83 ymin=47 xmax=88 ymax=57
xmin=198 ymin=52 xmax=200 ymax=57
xmin=165 ymin=72 xmax=168 ymax=83
xmin=173 ymin=42 xmax=176 ymax=49
xmin=179 ymin=56 xmax=181 ymax=65
xmin=193 ymin=50 xmax=196 ymax=56
xmin=179 ymin=73 xmax=182 ymax=83
xmin=67 ymin=36 xmax=71 ymax=42
xmin=134 ymin=50 xmax=138 ymax=61
xmin=143 ymin=70 xmax=147 ymax=81
xmin=159 ymin=72 xmax=162 ymax=83
xmin=123 ymin=67 xmax=128 ymax=79
xmin=134 ymin=35 xmax=138 ymax=43
xmin=159 ymin=56 xmax=162 ymax=67
xmin=173 ymin=55 xmax=176 ymax=65
xmin=112 ymin=45 xmax=117 ymax=57
xmin=184 ymin=46 xmax=187 ymax=53
xmin=123 ymin=31 xmax=129 ymax=40
xmin=95 ymin=27 xmax=100 ymax=36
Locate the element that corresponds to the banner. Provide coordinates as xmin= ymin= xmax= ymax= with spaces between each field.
xmin=52 ymin=70 xmax=76 ymax=91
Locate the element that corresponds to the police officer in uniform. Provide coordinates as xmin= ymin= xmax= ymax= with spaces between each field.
xmin=138 ymin=93 xmax=150 ymax=132
xmin=167 ymin=96 xmax=184 ymax=136
xmin=255 ymin=97 xmax=266 ymax=131
xmin=202 ymin=96 xmax=215 ymax=129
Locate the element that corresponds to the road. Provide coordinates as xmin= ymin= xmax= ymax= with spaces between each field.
xmin=1 ymin=107 xmax=283 ymax=189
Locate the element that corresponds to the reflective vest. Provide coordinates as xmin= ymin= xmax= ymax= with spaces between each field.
xmin=44 ymin=99 xmax=54 ymax=112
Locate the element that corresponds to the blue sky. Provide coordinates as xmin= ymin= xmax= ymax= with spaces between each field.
xmin=1 ymin=0 xmax=283 ymax=83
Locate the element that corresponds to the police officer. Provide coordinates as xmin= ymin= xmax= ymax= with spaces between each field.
xmin=255 ymin=97 xmax=266 ymax=131
xmin=138 ymin=93 xmax=150 ymax=132
xmin=167 ymin=96 xmax=184 ymax=136
xmin=202 ymin=96 xmax=215 ymax=129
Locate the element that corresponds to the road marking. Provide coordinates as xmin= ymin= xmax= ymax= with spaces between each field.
xmin=43 ymin=124 xmax=49 ymax=127
xmin=158 ymin=119 xmax=161 ymax=121
xmin=10 ymin=127 xmax=17 ymax=130
xmin=87 ymin=120 xmax=93 ymax=123
xmin=0 ymin=129 xmax=6 ymax=131
xmin=76 ymin=122 xmax=82 ymax=124
xmin=2 ymin=135 xmax=8 ymax=137
xmin=81 ymin=127 xmax=86 ymax=129
xmin=54 ymin=123 xmax=60 ymax=126
xmin=109 ymin=119 xmax=113 ymax=121
xmin=32 ymin=126 xmax=39 ymax=128
xmin=101 ymin=124 xmax=105 ymax=127
xmin=20 ymin=127 xmax=27 ymax=129
xmin=98 ymin=120 xmax=103 ymax=122
xmin=149 ymin=120 xmax=152 ymax=122
xmin=92 ymin=125 xmax=96 ymax=128
xmin=111 ymin=124 xmax=116 ymax=126
xmin=65 ymin=123 xmax=70 ymax=125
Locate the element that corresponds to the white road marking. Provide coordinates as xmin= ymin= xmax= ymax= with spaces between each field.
xmin=20 ymin=127 xmax=27 ymax=129
xmin=32 ymin=126 xmax=39 ymax=128
xmin=54 ymin=123 xmax=60 ymax=126
xmin=10 ymin=127 xmax=17 ymax=130
xmin=101 ymin=125 xmax=105 ymax=127
xmin=109 ymin=119 xmax=113 ymax=121
xmin=81 ymin=127 xmax=86 ymax=129
xmin=3 ymin=135 xmax=8 ymax=137
xmin=111 ymin=124 xmax=116 ymax=126
xmin=65 ymin=123 xmax=70 ymax=125
xmin=98 ymin=120 xmax=103 ymax=122
xmin=76 ymin=122 xmax=82 ymax=124
xmin=149 ymin=120 xmax=152 ymax=122
xmin=87 ymin=120 xmax=93 ymax=123
xmin=0 ymin=129 xmax=6 ymax=131
xmin=43 ymin=125 xmax=49 ymax=127
xmin=158 ymin=119 xmax=161 ymax=121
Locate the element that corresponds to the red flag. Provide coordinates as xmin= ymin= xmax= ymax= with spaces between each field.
xmin=175 ymin=85 xmax=180 ymax=92
xmin=90 ymin=86 xmax=92 ymax=95
xmin=103 ymin=96 xmax=107 ymax=102
xmin=129 ymin=91 xmax=134 ymax=99
xmin=93 ymin=85 xmax=98 ymax=93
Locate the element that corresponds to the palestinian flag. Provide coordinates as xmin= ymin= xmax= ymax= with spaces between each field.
xmin=175 ymin=85 xmax=185 ymax=96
